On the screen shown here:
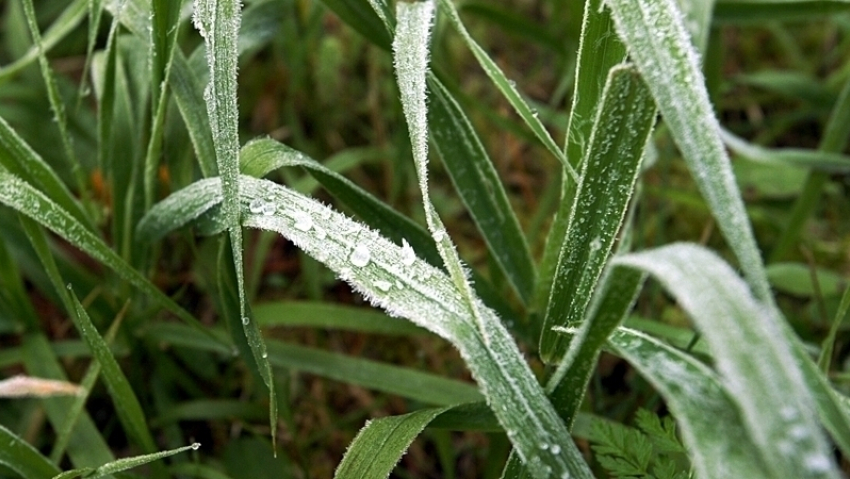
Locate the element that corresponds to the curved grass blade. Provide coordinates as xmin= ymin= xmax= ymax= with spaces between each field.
xmin=605 ymin=0 xmax=772 ymax=303
xmin=612 ymin=243 xmax=840 ymax=478
xmin=66 ymin=287 xmax=160 ymax=458
xmin=170 ymin=51 xmax=217 ymax=177
xmin=713 ymin=0 xmax=850 ymax=23
xmin=335 ymin=407 xmax=449 ymax=479
xmin=194 ymin=0 xmax=277 ymax=443
xmin=234 ymin=174 xmax=592 ymax=478
xmin=540 ymin=64 xmax=656 ymax=363
xmin=722 ymin=129 xmax=850 ymax=173
xmin=0 ymin=116 xmax=93 ymax=231
xmin=605 ymin=327 xmax=771 ymax=479
xmin=0 ymin=425 xmax=61 ymax=479
xmin=143 ymin=322 xmax=481 ymax=406
xmin=252 ymin=301 xmax=426 ymax=336
xmin=427 ymin=76 xmax=536 ymax=304
xmin=534 ymin=0 xmax=625 ymax=319
xmin=20 ymin=0 xmax=87 ymax=200
xmin=435 ymin=0 xmax=578 ymax=183
xmin=316 ymin=0 xmax=392 ymax=50
xmin=51 ymin=442 xmax=200 ymax=479
xmin=0 ymin=163 xmax=210 ymax=335
xmin=0 ymin=0 xmax=87 ymax=83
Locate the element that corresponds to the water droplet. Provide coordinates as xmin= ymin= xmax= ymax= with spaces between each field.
xmin=589 ymin=237 xmax=602 ymax=252
xmin=432 ymin=229 xmax=446 ymax=242
xmin=395 ymin=280 xmax=405 ymax=290
xmin=261 ymin=201 xmax=276 ymax=216
xmin=375 ymin=280 xmax=392 ymax=292
xmin=350 ymin=244 xmax=371 ymax=267
xmin=550 ymin=444 xmax=561 ymax=454
xmin=261 ymin=352 xmax=268 ymax=359
xmin=401 ymin=239 xmax=416 ymax=266
xmin=540 ymin=443 xmax=549 ymax=451
xmin=249 ymin=198 xmax=264 ymax=214
xmin=191 ymin=442 xmax=201 ymax=450
xmin=241 ymin=316 xmax=249 ymax=325
xmin=313 ymin=226 xmax=327 ymax=240
xmin=293 ymin=211 xmax=313 ymax=231
xmin=508 ymin=79 xmax=517 ymax=88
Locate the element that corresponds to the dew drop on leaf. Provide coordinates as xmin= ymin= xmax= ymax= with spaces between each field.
xmin=261 ymin=201 xmax=276 ymax=216
xmin=550 ymin=444 xmax=561 ymax=455
xmin=350 ymin=244 xmax=371 ymax=267
xmin=432 ymin=229 xmax=446 ymax=242
xmin=401 ymin=238 xmax=416 ymax=266
xmin=293 ymin=210 xmax=313 ymax=231
xmin=313 ymin=226 xmax=327 ymax=240
xmin=191 ymin=442 xmax=201 ymax=451
xmin=241 ymin=316 xmax=249 ymax=325
xmin=249 ymin=198 xmax=264 ymax=214
xmin=375 ymin=280 xmax=392 ymax=292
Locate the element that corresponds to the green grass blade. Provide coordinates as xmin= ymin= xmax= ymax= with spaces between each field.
xmin=20 ymin=0 xmax=86 ymax=199
xmin=714 ymin=0 xmax=850 ymax=23
xmin=613 ymin=243 xmax=840 ymax=478
xmin=458 ymin=2 xmax=563 ymax=53
xmin=54 ymin=443 xmax=200 ymax=479
xmin=194 ymin=0 xmax=277 ymax=442
xmin=143 ymin=322 xmax=481 ymax=406
xmin=606 ymin=327 xmax=771 ymax=478
xmin=820 ymin=286 xmax=850 ymax=371
xmin=0 ymin=425 xmax=61 ymax=479
xmin=335 ymin=407 xmax=449 ymax=479
xmin=435 ymin=0 xmax=578 ymax=183
xmin=605 ymin=0 xmax=772 ymax=303
xmin=0 ymin=0 xmax=87 ymax=83
xmin=235 ymin=174 xmax=592 ymax=478
xmin=535 ymin=0 xmax=625 ymax=318
xmin=0 ymin=163 xmax=209 ymax=335
xmin=65 ymin=287 xmax=159 ymax=457
xmin=0 ymin=116 xmax=93 ymax=231
xmin=252 ymin=301 xmax=426 ymax=336
xmin=170 ymin=51 xmax=217 ymax=177
xmin=722 ymin=129 xmax=850 ymax=173
xmin=540 ymin=64 xmax=656 ymax=363
xmin=316 ymin=0 xmax=392 ymax=50
xmin=427 ymin=76 xmax=536 ymax=304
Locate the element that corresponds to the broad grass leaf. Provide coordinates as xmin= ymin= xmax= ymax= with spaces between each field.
xmin=613 ymin=243 xmax=840 ymax=478
xmin=0 ymin=425 xmax=61 ymax=479
xmin=540 ymin=64 xmax=655 ymax=363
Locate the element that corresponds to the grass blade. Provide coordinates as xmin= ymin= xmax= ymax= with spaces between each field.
xmin=612 ymin=243 xmax=840 ymax=478
xmin=605 ymin=0 xmax=772 ymax=303
xmin=605 ymin=327 xmax=770 ymax=478
xmin=335 ymin=408 xmax=449 ymax=479
xmin=53 ymin=443 xmax=200 ymax=479
xmin=194 ymin=0 xmax=277 ymax=442
xmin=427 ymin=76 xmax=536 ymax=304
xmin=66 ymin=287 xmax=159 ymax=458
xmin=0 ymin=425 xmax=61 ymax=479
xmin=534 ymin=0 xmax=625 ymax=320
xmin=252 ymin=301 xmax=426 ymax=336
xmin=435 ymin=0 xmax=578 ymax=183
xmin=540 ymin=64 xmax=656 ymax=362
xmin=722 ymin=129 xmax=850 ymax=173
xmin=714 ymin=0 xmax=850 ymax=23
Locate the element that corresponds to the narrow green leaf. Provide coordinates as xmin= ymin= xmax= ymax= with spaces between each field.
xmin=605 ymin=0 xmax=773 ymax=303
xmin=820 ymin=286 xmax=850 ymax=371
xmin=435 ymin=0 xmax=578 ymax=183
xmin=540 ymin=64 xmax=656 ymax=363
xmin=170 ymin=51 xmax=217 ymax=177
xmin=535 ymin=0 xmax=625 ymax=320
xmin=315 ymin=0 xmax=392 ymax=50
xmin=612 ymin=243 xmax=840 ymax=478
xmin=713 ymin=0 xmax=850 ymax=23
xmin=0 ymin=424 xmax=61 ymax=479
xmin=0 ymin=0 xmax=87 ymax=83
xmin=427 ymin=76 xmax=536 ymax=304
xmin=53 ymin=443 xmax=200 ymax=479
xmin=605 ymin=327 xmax=770 ymax=478
xmin=143 ymin=323 xmax=481 ymax=406
xmin=0 ymin=163 xmax=211 ymax=337
xmin=194 ymin=0 xmax=277 ymax=441
xmin=722 ymin=129 xmax=850 ymax=173
xmin=66 ymin=287 xmax=158 ymax=456
xmin=252 ymin=301 xmax=426 ymax=336
xmin=335 ymin=408 xmax=449 ymax=479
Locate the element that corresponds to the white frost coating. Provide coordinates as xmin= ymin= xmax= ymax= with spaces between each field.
xmin=260 ymin=201 xmax=275 ymax=216
xmin=249 ymin=198 xmax=263 ymax=214
xmin=349 ymin=244 xmax=371 ymax=267
xmin=604 ymin=0 xmax=772 ymax=305
xmin=613 ymin=245 xmax=839 ymax=478
xmin=374 ymin=280 xmax=392 ymax=292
